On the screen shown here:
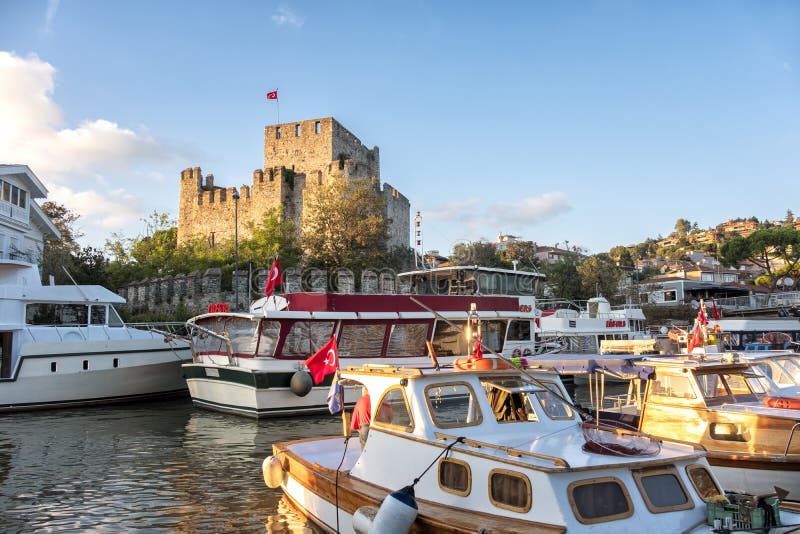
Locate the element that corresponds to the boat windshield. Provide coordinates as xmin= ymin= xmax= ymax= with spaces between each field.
xmin=694 ymin=370 xmax=762 ymax=405
xmin=754 ymin=357 xmax=800 ymax=388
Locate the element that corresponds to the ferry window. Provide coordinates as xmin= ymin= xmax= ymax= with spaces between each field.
xmin=90 ymin=306 xmax=106 ymax=325
xmin=568 ymin=477 xmax=633 ymax=524
xmin=26 ymin=303 xmax=88 ymax=326
xmin=686 ymin=464 xmax=722 ymax=501
xmin=82 ymin=360 xmax=89 ymax=370
xmin=425 ymin=382 xmax=482 ymax=427
xmin=386 ymin=323 xmax=428 ymax=357
xmin=281 ymin=321 xmax=336 ymax=357
xmin=438 ymin=458 xmax=471 ymax=496
xmin=374 ymin=386 xmax=413 ymax=430
xmin=489 ymin=469 xmax=531 ymax=512
xmin=108 ymin=306 xmax=124 ymax=327
xmin=432 ymin=320 xmax=468 ymax=356
xmin=507 ymin=320 xmax=530 ymax=341
xmin=482 ymin=320 xmax=506 ymax=352
xmin=256 ymin=321 xmax=280 ymax=356
xmin=633 ymin=467 xmax=693 ymax=513
xmin=650 ymin=374 xmax=696 ymax=400
xmin=338 ymin=324 xmax=386 ymax=358
xmin=534 ymin=389 xmax=574 ymax=419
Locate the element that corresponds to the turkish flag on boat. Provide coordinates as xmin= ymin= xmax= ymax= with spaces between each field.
xmin=698 ymin=305 xmax=708 ymax=326
xmin=687 ymin=323 xmax=703 ymax=353
xmin=264 ymin=258 xmax=282 ymax=297
xmin=266 ymin=90 xmax=278 ymax=100
xmin=305 ymin=336 xmax=339 ymax=384
xmin=712 ymin=298 xmax=720 ymax=320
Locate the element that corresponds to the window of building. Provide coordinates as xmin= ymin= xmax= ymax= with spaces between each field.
xmin=685 ymin=464 xmax=722 ymax=501
xmin=315 ymin=121 xmax=321 ymax=134
xmin=275 ymin=127 xmax=281 ymax=139
xmin=568 ymin=477 xmax=633 ymax=524
xmin=295 ymin=124 xmax=301 ymax=136
xmin=489 ymin=469 xmax=531 ymax=512
xmin=438 ymin=458 xmax=471 ymax=496
xmin=373 ymin=386 xmax=413 ymax=431
xmin=425 ymin=382 xmax=482 ymax=427
xmin=0 ymin=180 xmax=28 ymax=210
xmin=701 ymin=272 xmax=714 ymax=282
xmin=663 ymin=290 xmax=677 ymax=302
xmin=632 ymin=467 xmax=693 ymax=513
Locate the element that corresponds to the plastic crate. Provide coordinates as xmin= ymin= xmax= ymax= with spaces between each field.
xmin=706 ymin=493 xmax=781 ymax=532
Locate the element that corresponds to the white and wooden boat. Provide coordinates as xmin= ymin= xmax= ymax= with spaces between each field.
xmin=183 ymin=292 xmax=539 ymax=418
xmin=263 ymin=361 xmax=800 ymax=533
xmin=587 ymin=354 xmax=800 ymax=500
xmin=0 ymin=259 xmax=192 ymax=412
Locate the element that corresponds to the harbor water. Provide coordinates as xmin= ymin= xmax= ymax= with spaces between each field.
xmin=0 ymin=397 xmax=340 ymax=533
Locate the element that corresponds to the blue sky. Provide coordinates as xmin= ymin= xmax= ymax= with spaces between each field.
xmin=1 ymin=1 xmax=798 ymax=256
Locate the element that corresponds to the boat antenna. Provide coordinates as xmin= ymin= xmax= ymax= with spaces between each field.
xmin=61 ymin=266 xmax=92 ymax=302
xmin=408 ymin=296 xmax=591 ymax=419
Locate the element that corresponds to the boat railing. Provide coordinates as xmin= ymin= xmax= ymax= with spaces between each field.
xmin=184 ymin=322 xmax=234 ymax=364
xmin=785 ymin=423 xmax=800 ymax=457
xmin=434 ymin=431 xmax=570 ymax=468
xmin=23 ymin=322 xmax=189 ymax=343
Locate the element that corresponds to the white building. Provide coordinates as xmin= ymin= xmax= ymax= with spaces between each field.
xmin=0 ymin=165 xmax=61 ymax=264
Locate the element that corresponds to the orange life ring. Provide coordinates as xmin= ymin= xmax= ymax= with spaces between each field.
xmin=762 ymin=396 xmax=800 ymax=410
xmin=454 ymin=357 xmax=513 ymax=371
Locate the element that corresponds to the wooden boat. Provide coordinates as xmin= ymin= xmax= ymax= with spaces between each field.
xmin=591 ymin=354 xmax=800 ymax=500
xmin=263 ymin=361 xmax=763 ymax=533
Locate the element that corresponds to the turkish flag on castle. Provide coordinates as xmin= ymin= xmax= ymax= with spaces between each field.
xmin=266 ymin=90 xmax=278 ymax=100
xmin=264 ymin=258 xmax=282 ymax=297
xmin=304 ymin=336 xmax=339 ymax=384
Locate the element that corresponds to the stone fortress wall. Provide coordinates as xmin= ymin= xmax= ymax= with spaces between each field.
xmin=177 ymin=117 xmax=410 ymax=251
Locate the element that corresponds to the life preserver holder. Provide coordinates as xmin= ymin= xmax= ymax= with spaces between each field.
xmin=454 ymin=357 xmax=513 ymax=371
xmin=762 ymin=396 xmax=800 ymax=410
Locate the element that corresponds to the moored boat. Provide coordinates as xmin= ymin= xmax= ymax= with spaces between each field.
xmin=263 ymin=361 xmax=796 ymax=533
xmin=0 ymin=259 xmax=192 ymax=412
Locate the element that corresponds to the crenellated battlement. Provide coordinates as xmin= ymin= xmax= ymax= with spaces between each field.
xmin=177 ymin=117 xmax=408 ymax=250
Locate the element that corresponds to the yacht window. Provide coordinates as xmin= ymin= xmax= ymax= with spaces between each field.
xmin=193 ymin=317 xmax=229 ymax=354
xmin=534 ymin=389 xmax=574 ymax=419
xmin=337 ymin=323 xmax=386 ymax=357
xmin=489 ymin=469 xmax=531 ymax=512
xmin=90 ymin=306 xmax=106 ymax=325
xmin=482 ymin=320 xmax=506 ymax=352
xmin=722 ymin=373 xmax=760 ymax=400
xmin=685 ymin=464 xmax=722 ymax=501
xmin=486 ymin=386 xmax=537 ymax=422
xmin=256 ymin=320 xmax=280 ymax=356
xmin=26 ymin=304 xmax=89 ymax=326
xmin=568 ymin=477 xmax=633 ymax=524
xmin=650 ymin=374 xmax=696 ymax=400
xmin=385 ymin=323 xmax=429 ymax=357
xmin=633 ymin=467 xmax=693 ymax=513
xmin=373 ymin=386 xmax=413 ymax=431
xmin=696 ymin=373 xmax=729 ymax=400
xmin=225 ymin=317 xmax=260 ymax=356
xmin=108 ymin=306 xmax=124 ymax=327
xmin=280 ymin=321 xmax=335 ymax=357
xmin=438 ymin=458 xmax=471 ymax=496
xmin=507 ymin=320 xmax=531 ymax=341
xmin=425 ymin=382 xmax=482 ymax=427
xmin=432 ymin=320 xmax=469 ymax=356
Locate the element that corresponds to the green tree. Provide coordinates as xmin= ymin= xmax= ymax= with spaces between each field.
xmin=450 ymin=241 xmax=505 ymax=268
xmin=302 ymin=177 xmax=389 ymax=274
xmin=674 ymin=218 xmax=692 ymax=236
xmin=577 ymin=253 xmax=623 ymax=301
xmin=497 ymin=240 xmax=542 ymax=271
xmin=541 ymin=253 xmax=584 ymax=301
xmin=719 ymin=227 xmax=800 ymax=292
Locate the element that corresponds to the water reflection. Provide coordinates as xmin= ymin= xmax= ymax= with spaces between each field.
xmin=0 ymin=399 xmax=340 ymax=533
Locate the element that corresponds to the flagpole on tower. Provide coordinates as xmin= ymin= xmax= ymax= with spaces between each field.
xmin=276 ymin=88 xmax=280 ymax=125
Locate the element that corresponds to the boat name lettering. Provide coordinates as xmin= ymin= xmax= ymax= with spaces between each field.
xmin=208 ymin=303 xmax=229 ymax=313
xmin=605 ymin=320 xmax=626 ymax=328
xmin=519 ymin=304 xmax=532 ymax=313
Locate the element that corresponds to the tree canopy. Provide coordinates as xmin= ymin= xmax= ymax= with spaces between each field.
xmin=719 ymin=227 xmax=800 ymax=292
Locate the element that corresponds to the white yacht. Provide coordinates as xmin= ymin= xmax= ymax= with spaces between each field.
xmin=0 ymin=259 xmax=192 ymax=411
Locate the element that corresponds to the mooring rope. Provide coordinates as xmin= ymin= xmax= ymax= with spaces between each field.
xmin=334 ymin=435 xmax=352 ymax=534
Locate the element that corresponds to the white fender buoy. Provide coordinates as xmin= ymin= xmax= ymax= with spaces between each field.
xmin=369 ymin=485 xmax=417 ymax=533
xmin=262 ymin=455 xmax=284 ymax=488
xmin=352 ymin=505 xmax=378 ymax=534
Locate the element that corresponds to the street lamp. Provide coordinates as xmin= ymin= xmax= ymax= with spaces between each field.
xmin=233 ymin=189 xmax=240 ymax=311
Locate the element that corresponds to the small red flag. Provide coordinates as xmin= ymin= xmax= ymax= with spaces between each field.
xmin=304 ymin=336 xmax=338 ymax=384
xmin=712 ymin=299 xmax=720 ymax=320
xmin=687 ymin=324 xmax=703 ymax=353
xmin=266 ymin=90 xmax=278 ymax=100
xmin=698 ymin=306 xmax=708 ymax=326
xmin=264 ymin=258 xmax=282 ymax=297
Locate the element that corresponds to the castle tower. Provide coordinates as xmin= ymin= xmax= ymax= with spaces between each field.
xmin=177 ymin=117 xmax=409 ymax=251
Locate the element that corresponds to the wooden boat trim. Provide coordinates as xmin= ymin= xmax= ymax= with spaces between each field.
xmin=275 ymin=442 xmax=565 ymax=533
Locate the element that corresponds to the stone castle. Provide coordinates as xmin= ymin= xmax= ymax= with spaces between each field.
xmin=177 ymin=117 xmax=410 ymax=250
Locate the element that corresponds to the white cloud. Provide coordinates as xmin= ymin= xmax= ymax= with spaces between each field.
xmin=425 ymin=192 xmax=571 ymax=238
xmin=271 ymin=6 xmax=305 ymax=28
xmin=43 ymin=0 xmax=60 ymax=35
xmin=0 ymin=51 xmax=183 ymax=245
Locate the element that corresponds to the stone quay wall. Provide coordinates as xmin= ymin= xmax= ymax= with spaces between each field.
xmin=119 ymin=267 xmax=411 ymax=317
